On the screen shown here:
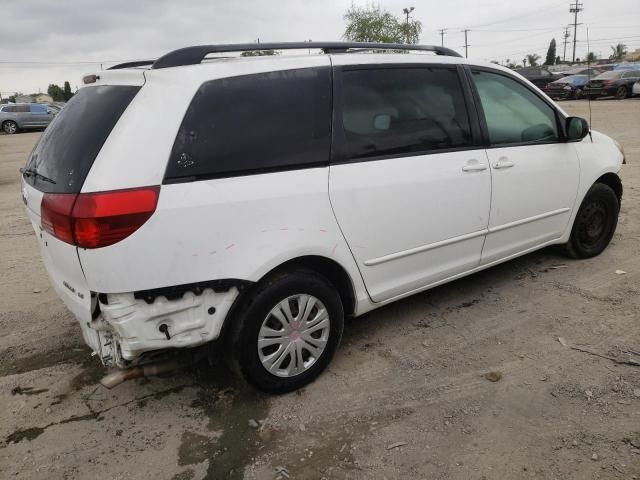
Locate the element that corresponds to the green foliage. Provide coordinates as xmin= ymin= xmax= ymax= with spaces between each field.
xmin=47 ymin=84 xmax=65 ymax=102
xmin=544 ymin=38 xmax=557 ymax=65
xmin=525 ymin=53 xmax=541 ymax=67
xmin=609 ymin=43 xmax=627 ymax=61
xmin=586 ymin=51 xmax=598 ymax=62
xmin=8 ymin=95 xmax=16 ymax=103
xmin=63 ymin=81 xmax=73 ymax=101
xmin=343 ymin=3 xmax=422 ymax=44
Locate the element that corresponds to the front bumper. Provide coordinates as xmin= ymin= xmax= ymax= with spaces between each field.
xmin=545 ymin=88 xmax=575 ymax=99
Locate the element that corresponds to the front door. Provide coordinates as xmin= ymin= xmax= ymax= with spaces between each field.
xmin=329 ymin=64 xmax=491 ymax=302
xmin=469 ymin=69 xmax=580 ymax=264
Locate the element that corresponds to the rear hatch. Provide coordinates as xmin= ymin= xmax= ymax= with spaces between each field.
xmin=21 ymin=80 xmax=142 ymax=338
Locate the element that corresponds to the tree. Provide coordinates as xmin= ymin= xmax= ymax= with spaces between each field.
xmin=544 ymin=38 xmax=557 ymax=65
xmin=63 ymin=81 xmax=73 ymax=101
xmin=47 ymin=84 xmax=65 ymax=101
xmin=555 ymin=55 xmax=561 ymax=64
xmin=526 ymin=53 xmax=541 ymax=67
xmin=343 ymin=4 xmax=422 ymax=44
xmin=586 ymin=51 xmax=598 ymax=63
xmin=609 ymin=43 xmax=627 ymax=61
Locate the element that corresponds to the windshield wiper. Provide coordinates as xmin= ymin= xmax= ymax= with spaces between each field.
xmin=20 ymin=167 xmax=56 ymax=185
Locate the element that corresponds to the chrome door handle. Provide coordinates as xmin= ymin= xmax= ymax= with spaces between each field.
xmin=462 ymin=164 xmax=488 ymax=172
xmin=493 ymin=159 xmax=515 ymax=169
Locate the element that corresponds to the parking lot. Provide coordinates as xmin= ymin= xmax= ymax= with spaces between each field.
xmin=0 ymin=99 xmax=639 ymax=479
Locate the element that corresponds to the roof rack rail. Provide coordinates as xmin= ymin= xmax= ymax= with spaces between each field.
xmin=108 ymin=60 xmax=156 ymax=70
xmin=152 ymin=42 xmax=462 ymax=69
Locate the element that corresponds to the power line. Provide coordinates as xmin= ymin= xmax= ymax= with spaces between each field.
xmin=569 ymin=1 xmax=583 ymax=62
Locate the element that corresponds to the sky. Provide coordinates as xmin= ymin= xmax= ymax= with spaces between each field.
xmin=1 ymin=0 xmax=639 ymax=96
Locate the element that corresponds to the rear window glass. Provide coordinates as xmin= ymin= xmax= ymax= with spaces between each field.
xmin=595 ymin=71 xmax=623 ymax=80
xmin=23 ymin=85 xmax=140 ymax=193
xmin=165 ymin=67 xmax=331 ymax=181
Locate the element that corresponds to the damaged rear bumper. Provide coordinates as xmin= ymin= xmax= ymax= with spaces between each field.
xmin=84 ymin=281 xmax=249 ymax=367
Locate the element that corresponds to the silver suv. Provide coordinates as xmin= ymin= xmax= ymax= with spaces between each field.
xmin=1 ymin=103 xmax=54 ymax=134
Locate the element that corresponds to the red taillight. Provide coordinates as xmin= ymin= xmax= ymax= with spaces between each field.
xmin=41 ymin=186 xmax=160 ymax=249
xmin=41 ymin=193 xmax=76 ymax=244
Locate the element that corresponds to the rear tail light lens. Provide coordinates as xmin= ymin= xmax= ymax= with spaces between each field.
xmin=41 ymin=186 xmax=160 ymax=249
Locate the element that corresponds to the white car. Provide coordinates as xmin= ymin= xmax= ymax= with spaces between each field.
xmin=21 ymin=42 xmax=625 ymax=393
xmin=633 ymin=80 xmax=640 ymax=96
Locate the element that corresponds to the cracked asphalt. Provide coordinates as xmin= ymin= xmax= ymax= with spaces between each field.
xmin=1 ymin=99 xmax=639 ymax=479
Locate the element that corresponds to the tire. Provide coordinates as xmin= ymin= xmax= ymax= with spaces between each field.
xmin=562 ymin=183 xmax=619 ymax=259
xmin=227 ymin=269 xmax=344 ymax=393
xmin=615 ymin=86 xmax=627 ymax=100
xmin=2 ymin=120 xmax=17 ymax=134
xmin=574 ymin=88 xmax=582 ymax=100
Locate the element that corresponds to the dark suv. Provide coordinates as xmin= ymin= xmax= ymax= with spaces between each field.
xmin=583 ymin=70 xmax=640 ymax=99
xmin=515 ymin=67 xmax=562 ymax=89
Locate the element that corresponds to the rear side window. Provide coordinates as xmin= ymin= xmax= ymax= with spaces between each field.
xmin=339 ymin=67 xmax=473 ymax=160
xmin=166 ymin=67 xmax=331 ymax=181
xmin=2 ymin=106 xmax=16 ymax=113
xmin=17 ymin=105 xmax=30 ymax=113
xmin=23 ymin=85 xmax=140 ymax=193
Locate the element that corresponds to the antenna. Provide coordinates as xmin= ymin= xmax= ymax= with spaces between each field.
xmin=586 ymin=26 xmax=593 ymax=141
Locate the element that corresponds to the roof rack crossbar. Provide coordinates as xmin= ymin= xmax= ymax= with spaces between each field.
xmin=108 ymin=60 xmax=156 ymax=70
xmin=151 ymin=42 xmax=462 ymax=69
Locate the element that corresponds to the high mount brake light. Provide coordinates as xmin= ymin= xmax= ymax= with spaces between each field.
xmin=41 ymin=186 xmax=160 ymax=248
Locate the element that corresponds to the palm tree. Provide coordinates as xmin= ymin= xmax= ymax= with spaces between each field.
xmin=526 ymin=53 xmax=541 ymax=67
xmin=609 ymin=43 xmax=627 ymax=61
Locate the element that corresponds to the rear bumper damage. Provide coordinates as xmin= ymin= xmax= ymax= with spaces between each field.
xmin=87 ymin=284 xmax=245 ymax=368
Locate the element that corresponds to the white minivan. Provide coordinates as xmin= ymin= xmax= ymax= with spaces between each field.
xmin=21 ymin=42 xmax=625 ymax=393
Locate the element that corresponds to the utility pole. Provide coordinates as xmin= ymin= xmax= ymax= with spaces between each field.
xmin=403 ymin=7 xmax=415 ymax=43
xmin=562 ymin=27 xmax=571 ymax=62
xmin=569 ymin=1 xmax=583 ymax=63
xmin=438 ymin=28 xmax=447 ymax=47
xmin=462 ymin=29 xmax=471 ymax=58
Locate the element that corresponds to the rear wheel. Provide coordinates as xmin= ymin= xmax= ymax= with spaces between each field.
xmin=227 ymin=269 xmax=344 ymax=393
xmin=2 ymin=120 xmax=17 ymax=134
xmin=562 ymin=183 xmax=619 ymax=259
xmin=574 ymin=88 xmax=583 ymax=100
xmin=615 ymin=86 xmax=628 ymax=100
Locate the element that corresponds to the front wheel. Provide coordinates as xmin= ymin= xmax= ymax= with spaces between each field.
xmin=615 ymin=86 xmax=628 ymax=100
xmin=2 ymin=120 xmax=17 ymax=134
xmin=574 ymin=88 xmax=583 ymax=100
xmin=227 ymin=269 xmax=344 ymax=393
xmin=562 ymin=183 xmax=619 ymax=259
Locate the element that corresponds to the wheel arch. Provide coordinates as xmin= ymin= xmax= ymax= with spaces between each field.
xmin=218 ymin=255 xmax=358 ymax=342
xmin=595 ymin=172 xmax=623 ymax=203
xmin=2 ymin=119 xmax=18 ymax=131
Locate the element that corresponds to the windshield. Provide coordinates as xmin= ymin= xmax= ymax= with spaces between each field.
xmin=23 ymin=85 xmax=140 ymax=193
xmin=594 ymin=71 xmax=623 ymax=80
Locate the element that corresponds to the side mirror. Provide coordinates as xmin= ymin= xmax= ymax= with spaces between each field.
xmin=566 ymin=116 xmax=589 ymax=141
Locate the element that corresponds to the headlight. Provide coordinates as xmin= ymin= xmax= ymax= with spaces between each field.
xmin=563 ymin=85 xmax=572 ymax=90
xmin=613 ymin=139 xmax=626 ymax=165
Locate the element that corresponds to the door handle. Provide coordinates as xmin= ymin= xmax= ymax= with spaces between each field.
xmin=493 ymin=158 xmax=515 ymax=169
xmin=462 ymin=159 xmax=487 ymax=172
xmin=462 ymin=164 xmax=488 ymax=172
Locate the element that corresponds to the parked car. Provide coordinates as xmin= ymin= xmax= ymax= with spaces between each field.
xmin=21 ymin=42 xmax=625 ymax=393
xmin=633 ymin=80 xmax=640 ymax=97
xmin=545 ymin=74 xmax=590 ymax=100
xmin=1 ymin=103 xmax=54 ymax=134
xmin=583 ymin=70 xmax=640 ymax=99
xmin=514 ymin=66 xmax=563 ymax=88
